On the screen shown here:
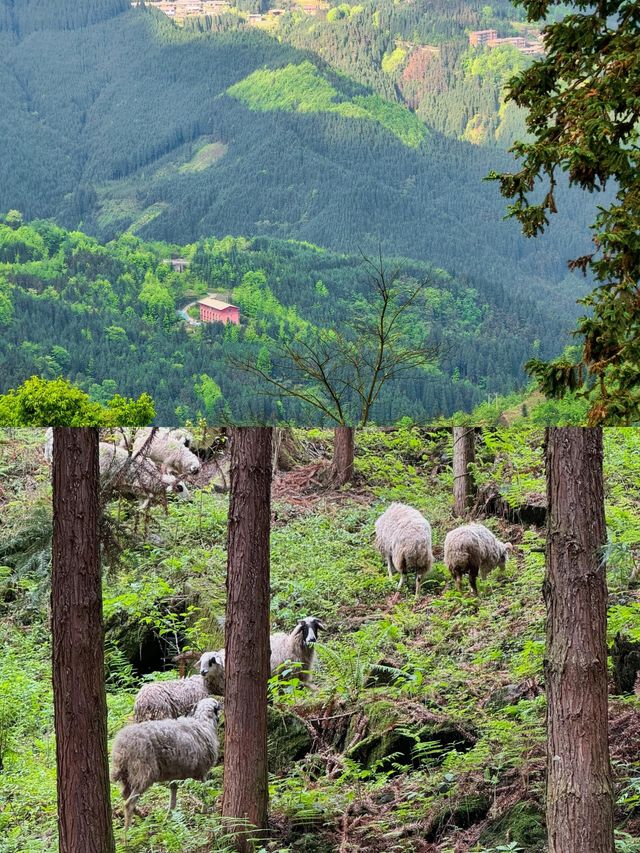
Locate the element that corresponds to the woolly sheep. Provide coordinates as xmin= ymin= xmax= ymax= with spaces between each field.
xmin=111 ymin=697 xmax=221 ymax=831
xmin=444 ymin=523 xmax=513 ymax=595
xmin=99 ymin=442 xmax=189 ymax=509
xmin=132 ymin=427 xmax=200 ymax=477
xmin=43 ymin=428 xmax=53 ymax=464
xmin=270 ymin=616 xmax=325 ymax=685
xmin=133 ymin=651 xmax=225 ymax=722
xmin=375 ymin=502 xmax=433 ymax=596
xmin=198 ymin=617 xmax=325 ymax=690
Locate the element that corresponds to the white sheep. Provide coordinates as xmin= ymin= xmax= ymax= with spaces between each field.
xmin=43 ymin=428 xmax=53 ymax=464
xmin=444 ymin=523 xmax=513 ymax=595
xmin=99 ymin=442 xmax=189 ymax=510
xmin=111 ymin=697 xmax=221 ymax=831
xmin=197 ymin=618 xmax=325 ymax=690
xmin=374 ymin=502 xmax=433 ymax=596
xmin=132 ymin=428 xmax=200 ymax=477
xmin=133 ymin=651 xmax=225 ymax=722
xmin=118 ymin=427 xmax=192 ymax=449
xmin=270 ymin=616 xmax=325 ymax=685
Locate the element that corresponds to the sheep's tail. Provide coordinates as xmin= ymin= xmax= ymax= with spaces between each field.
xmin=110 ymin=752 xmax=127 ymax=787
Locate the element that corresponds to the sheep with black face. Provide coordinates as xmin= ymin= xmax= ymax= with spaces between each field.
xmin=133 ymin=651 xmax=225 ymax=722
xmin=270 ymin=616 xmax=325 ymax=685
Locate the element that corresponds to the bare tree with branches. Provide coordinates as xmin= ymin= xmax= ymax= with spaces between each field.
xmin=232 ymin=253 xmax=441 ymax=484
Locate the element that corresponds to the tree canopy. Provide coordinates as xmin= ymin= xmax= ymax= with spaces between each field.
xmin=0 ymin=377 xmax=155 ymax=426
xmin=490 ymin=0 xmax=640 ymax=424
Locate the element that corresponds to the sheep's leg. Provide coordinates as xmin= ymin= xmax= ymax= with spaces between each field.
xmin=168 ymin=781 xmax=178 ymax=812
xmin=124 ymin=792 xmax=140 ymax=833
xmin=469 ymin=566 xmax=479 ymax=596
xmin=386 ymin=557 xmax=394 ymax=580
xmin=454 ymin=573 xmax=462 ymax=593
xmin=415 ymin=571 xmax=422 ymax=597
xmin=396 ymin=571 xmax=405 ymax=590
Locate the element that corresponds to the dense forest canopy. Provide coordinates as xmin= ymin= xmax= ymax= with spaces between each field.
xmin=0 ymin=217 xmax=582 ymax=423
xmin=0 ymin=0 xmax=610 ymax=419
xmin=0 ymin=0 xmax=595 ymax=298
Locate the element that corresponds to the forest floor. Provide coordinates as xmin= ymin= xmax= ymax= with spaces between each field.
xmin=1 ymin=427 xmax=640 ymax=853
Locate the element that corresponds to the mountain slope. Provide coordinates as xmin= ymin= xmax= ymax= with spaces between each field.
xmin=0 ymin=221 xmax=566 ymax=422
xmin=0 ymin=0 xmax=593 ymax=315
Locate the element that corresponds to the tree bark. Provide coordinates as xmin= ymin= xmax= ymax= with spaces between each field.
xmin=222 ymin=428 xmax=272 ymax=851
xmin=329 ymin=426 xmax=355 ymax=486
xmin=51 ymin=428 xmax=115 ymax=853
xmin=452 ymin=427 xmax=476 ymax=517
xmin=544 ymin=427 xmax=614 ymax=853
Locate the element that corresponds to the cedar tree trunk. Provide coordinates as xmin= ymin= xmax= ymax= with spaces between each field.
xmin=544 ymin=427 xmax=614 ymax=853
xmin=329 ymin=426 xmax=355 ymax=486
xmin=51 ymin=428 xmax=115 ymax=853
xmin=222 ymin=428 xmax=272 ymax=851
xmin=452 ymin=427 xmax=476 ymax=517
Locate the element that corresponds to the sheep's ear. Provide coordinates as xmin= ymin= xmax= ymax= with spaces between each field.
xmin=292 ymin=622 xmax=304 ymax=636
xmin=505 ymin=543 xmax=514 ymax=553
xmin=316 ymin=620 xmax=326 ymax=631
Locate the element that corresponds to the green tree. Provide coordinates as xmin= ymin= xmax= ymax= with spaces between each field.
xmin=490 ymin=0 xmax=640 ymax=424
xmin=138 ymin=272 xmax=174 ymax=324
xmin=0 ymin=377 xmax=154 ymax=426
xmin=4 ymin=209 xmax=24 ymax=229
xmin=0 ymin=277 xmax=13 ymax=327
xmin=194 ymin=373 xmax=224 ymax=418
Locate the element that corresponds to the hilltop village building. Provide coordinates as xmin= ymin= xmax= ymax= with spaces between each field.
xmin=468 ymin=29 xmax=544 ymax=55
xmin=198 ymin=296 xmax=240 ymax=325
xmin=164 ymin=257 xmax=190 ymax=273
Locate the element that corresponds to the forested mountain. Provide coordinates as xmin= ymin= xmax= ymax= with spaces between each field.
xmin=0 ymin=218 xmax=574 ymax=423
xmin=279 ymin=0 xmax=535 ymax=147
xmin=3 ymin=426 xmax=640 ymax=852
xmin=0 ymin=0 xmax=593 ymax=302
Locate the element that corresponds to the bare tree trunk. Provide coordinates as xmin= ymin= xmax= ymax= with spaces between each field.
xmin=452 ymin=427 xmax=476 ymax=517
xmin=544 ymin=427 xmax=614 ymax=853
xmin=329 ymin=426 xmax=355 ymax=486
xmin=222 ymin=428 xmax=272 ymax=852
xmin=51 ymin=428 xmax=115 ymax=853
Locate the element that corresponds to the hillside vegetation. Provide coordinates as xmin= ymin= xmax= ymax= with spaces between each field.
xmin=0 ymin=0 xmax=596 ymax=305
xmin=278 ymin=0 xmax=540 ymax=148
xmin=2 ymin=427 xmax=640 ymax=852
xmin=0 ymin=218 xmax=577 ymax=423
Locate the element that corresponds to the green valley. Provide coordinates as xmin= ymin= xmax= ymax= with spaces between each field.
xmin=0 ymin=0 xmax=600 ymax=418
xmin=0 ymin=217 xmax=565 ymax=423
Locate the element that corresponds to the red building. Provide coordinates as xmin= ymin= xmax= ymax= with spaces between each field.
xmin=197 ymin=296 xmax=240 ymax=325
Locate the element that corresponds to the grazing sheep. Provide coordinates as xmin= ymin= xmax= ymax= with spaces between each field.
xmin=375 ymin=502 xmax=433 ymax=596
xmin=111 ymin=697 xmax=221 ymax=831
xmin=270 ymin=616 xmax=325 ymax=684
xmin=133 ymin=651 xmax=225 ymax=722
xmin=444 ymin=523 xmax=513 ymax=595
xmin=132 ymin=428 xmax=200 ymax=477
xmin=199 ymin=647 xmax=225 ymax=675
xmin=99 ymin=442 xmax=189 ymax=510
xmin=43 ymin=428 xmax=53 ymax=464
